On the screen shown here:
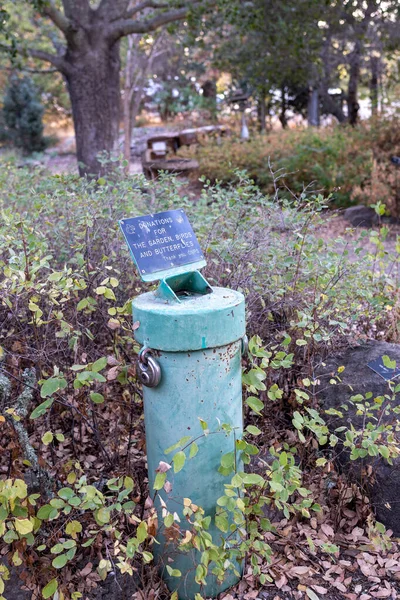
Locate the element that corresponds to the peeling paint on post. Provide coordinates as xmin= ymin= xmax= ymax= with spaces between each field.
xmin=120 ymin=210 xmax=245 ymax=599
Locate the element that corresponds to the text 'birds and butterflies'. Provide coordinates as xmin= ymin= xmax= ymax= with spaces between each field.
xmin=119 ymin=209 xmax=206 ymax=282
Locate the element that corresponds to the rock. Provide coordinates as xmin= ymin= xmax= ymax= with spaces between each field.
xmin=317 ymin=341 xmax=400 ymax=534
xmin=343 ymin=205 xmax=378 ymax=227
xmin=2 ymin=562 xmax=140 ymax=600
xmin=1 ymin=562 xmax=31 ymax=600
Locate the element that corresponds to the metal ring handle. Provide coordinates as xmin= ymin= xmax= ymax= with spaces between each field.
xmin=139 ymin=346 xmax=153 ymax=365
xmin=241 ymin=335 xmax=249 ymax=357
xmin=138 ymin=347 xmax=161 ymax=388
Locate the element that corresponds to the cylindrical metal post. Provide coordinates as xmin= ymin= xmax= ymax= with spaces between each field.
xmin=133 ymin=286 xmax=245 ymax=599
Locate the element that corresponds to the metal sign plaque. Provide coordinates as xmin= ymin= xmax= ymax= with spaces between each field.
xmin=119 ymin=209 xmax=206 ymax=282
xmin=367 ymin=357 xmax=400 ymax=381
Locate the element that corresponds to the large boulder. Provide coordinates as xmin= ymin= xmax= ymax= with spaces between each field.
xmin=317 ymin=341 xmax=400 ymax=534
xmin=343 ymin=205 xmax=378 ymax=227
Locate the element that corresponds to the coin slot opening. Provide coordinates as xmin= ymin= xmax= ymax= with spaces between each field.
xmin=156 ymin=270 xmax=212 ymax=303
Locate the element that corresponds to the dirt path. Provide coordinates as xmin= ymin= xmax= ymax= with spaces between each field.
xmin=44 ymin=125 xmax=180 ymax=175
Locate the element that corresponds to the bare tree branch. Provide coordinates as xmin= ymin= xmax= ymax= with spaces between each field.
xmin=27 ymin=47 xmax=70 ymax=75
xmin=1 ymin=369 xmax=53 ymax=497
xmin=108 ymin=1 xmax=216 ymax=41
xmin=1 ymin=65 xmax=58 ymax=74
xmin=124 ymin=0 xmax=169 ymax=19
xmin=42 ymin=0 xmax=71 ymax=35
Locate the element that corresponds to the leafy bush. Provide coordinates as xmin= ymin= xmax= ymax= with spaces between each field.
xmin=3 ymin=75 xmax=45 ymax=154
xmin=0 ymin=162 xmax=399 ymax=598
xmin=179 ymin=116 xmax=400 ymax=212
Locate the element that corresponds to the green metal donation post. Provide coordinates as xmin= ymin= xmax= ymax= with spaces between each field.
xmin=120 ymin=209 xmax=245 ymax=599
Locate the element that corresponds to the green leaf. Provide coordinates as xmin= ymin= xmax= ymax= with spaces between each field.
xmin=42 ymin=578 xmax=58 ymax=599
xmin=141 ymin=551 xmax=153 ymax=563
xmin=279 ymin=452 xmax=288 ymax=466
xmin=30 ymin=399 xmax=53 ymax=420
xmin=92 ymin=357 xmax=107 ymax=372
xmin=164 ymin=441 xmax=181 ymax=455
xmin=52 ymin=553 xmax=69 ymax=569
xmin=215 ymin=513 xmax=229 ymax=533
xmin=90 ymin=392 xmax=104 ymax=404
xmin=379 ymin=445 xmax=390 ymax=459
xmin=246 ymin=425 xmax=261 ymax=436
xmin=173 ymin=451 xmax=186 ymax=473
xmin=382 ymin=355 xmax=396 ymax=370
xmin=153 ymin=472 xmax=166 ymax=491
xmin=14 ymin=518 xmax=33 ymax=535
xmin=164 ymin=436 xmax=191 ymax=455
xmin=199 ymin=419 xmax=208 ymax=431
xmin=65 ymin=520 xmax=82 ymax=536
xmin=166 ymin=566 xmax=182 ymax=577
xmin=221 ymin=452 xmax=235 ymax=469
xmin=189 ymin=442 xmax=199 ymax=459
xmin=104 ymin=288 xmax=116 ymax=301
xmin=81 ymin=537 xmax=95 ymax=547
xmin=77 ymin=298 xmax=89 ymax=311
xmin=58 ymin=488 xmax=74 ymax=500
xmin=164 ymin=513 xmax=174 ymax=527
xmin=246 ymin=396 xmax=264 ymax=414
xmin=37 ymin=505 xmax=54 ymax=520
xmin=96 ymin=508 xmax=110 ymax=524
xmin=242 ymin=473 xmax=265 ymax=486
xmin=40 ymin=377 xmax=67 ymax=399
xmin=137 ymin=521 xmax=148 ymax=543
xmin=41 ymin=431 xmax=53 ymax=445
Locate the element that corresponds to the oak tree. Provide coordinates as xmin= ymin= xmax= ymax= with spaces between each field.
xmin=2 ymin=0 xmax=217 ymax=176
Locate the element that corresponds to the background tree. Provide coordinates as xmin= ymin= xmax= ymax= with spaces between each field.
xmin=3 ymin=75 xmax=45 ymax=152
xmin=0 ymin=0 xmax=218 ymax=176
xmin=122 ymin=31 xmax=166 ymax=171
xmin=213 ymin=0 xmax=326 ymax=130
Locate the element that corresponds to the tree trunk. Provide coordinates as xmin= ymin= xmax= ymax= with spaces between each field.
xmin=279 ymin=86 xmax=288 ymax=129
xmin=370 ymin=54 xmax=379 ymax=116
xmin=202 ymin=79 xmax=217 ymax=122
xmin=257 ymin=93 xmax=266 ymax=133
xmin=307 ymin=88 xmax=319 ymax=127
xmin=65 ymin=41 xmax=121 ymax=177
xmin=347 ymin=40 xmax=362 ymax=126
xmin=123 ymin=36 xmax=134 ymax=175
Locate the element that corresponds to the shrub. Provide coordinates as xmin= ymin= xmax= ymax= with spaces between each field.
xmin=0 ymin=163 xmax=399 ymax=598
xmin=179 ymin=116 xmax=400 ymax=212
xmin=3 ymin=75 xmax=45 ymax=154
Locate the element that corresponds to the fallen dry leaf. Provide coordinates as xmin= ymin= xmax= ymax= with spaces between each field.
xmin=107 ymin=355 xmax=119 ymax=366
xmin=156 ymin=460 xmax=171 ymax=473
xmin=80 ymin=562 xmax=93 ymax=577
xmin=288 ymin=565 xmax=310 ymax=577
xmin=311 ymin=585 xmax=328 ymax=595
xmin=370 ymin=589 xmax=391 ymax=598
xmin=107 ymin=365 xmax=119 ymax=380
xmin=321 ymin=523 xmax=335 ymax=538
